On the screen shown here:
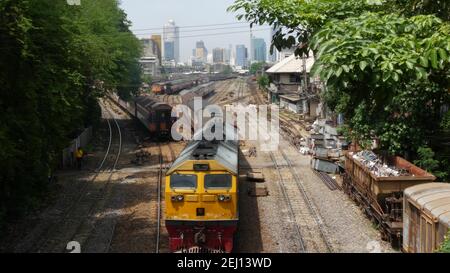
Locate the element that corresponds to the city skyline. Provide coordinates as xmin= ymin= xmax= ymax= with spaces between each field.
xmin=120 ymin=0 xmax=271 ymax=63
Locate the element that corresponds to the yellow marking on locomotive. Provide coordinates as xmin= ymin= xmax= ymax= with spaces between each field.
xmin=165 ymin=160 xmax=238 ymax=221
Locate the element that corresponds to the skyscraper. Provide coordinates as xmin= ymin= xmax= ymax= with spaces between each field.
xmin=164 ymin=41 xmax=175 ymax=61
xmin=251 ymin=36 xmax=267 ymax=63
xmin=151 ymin=35 xmax=162 ymax=64
xmin=163 ymin=19 xmax=179 ymax=62
xmin=195 ymin=40 xmax=208 ymax=63
xmin=235 ymin=44 xmax=248 ymax=67
xmin=269 ymin=26 xmax=281 ymax=62
xmin=213 ymin=48 xmax=225 ymax=64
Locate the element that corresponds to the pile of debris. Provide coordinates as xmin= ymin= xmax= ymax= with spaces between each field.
xmin=308 ymin=119 xmax=347 ymax=174
xmin=350 ymin=150 xmax=411 ymax=177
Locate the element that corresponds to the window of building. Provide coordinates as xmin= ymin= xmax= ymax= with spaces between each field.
xmin=290 ymin=74 xmax=301 ymax=83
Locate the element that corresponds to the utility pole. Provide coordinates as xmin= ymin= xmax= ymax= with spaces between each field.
xmin=302 ymin=52 xmax=308 ymax=93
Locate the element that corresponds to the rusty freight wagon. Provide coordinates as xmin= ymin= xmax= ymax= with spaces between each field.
xmin=343 ymin=151 xmax=436 ymax=247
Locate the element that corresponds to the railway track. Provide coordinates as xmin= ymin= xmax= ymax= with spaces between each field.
xmin=28 ymin=100 xmax=122 ymax=253
xmin=269 ymin=152 xmax=307 ymax=252
xmin=278 ymin=148 xmax=333 ymax=252
xmin=155 ymin=144 xmax=163 ymax=253
xmin=155 ymin=142 xmax=177 ymax=253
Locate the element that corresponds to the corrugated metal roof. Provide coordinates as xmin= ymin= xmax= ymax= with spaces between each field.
xmin=167 ymin=139 xmax=238 ymax=175
xmin=134 ymin=96 xmax=172 ymax=111
xmin=266 ymin=54 xmax=315 ymax=74
xmin=405 ymin=183 xmax=450 ymax=227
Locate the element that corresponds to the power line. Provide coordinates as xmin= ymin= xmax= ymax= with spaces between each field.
xmin=131 ymin=22 xmax=249 ymax=32
xmin=136 ymin=28 xmax=271 ymax=39
xmin=133 ymin=25 xmax=262 ymax=36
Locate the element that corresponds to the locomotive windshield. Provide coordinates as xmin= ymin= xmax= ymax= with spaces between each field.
xmin=204 ymin=174 xmax=232 ymax=189
xmin=170 ymin=174 xmax=197 ymax=189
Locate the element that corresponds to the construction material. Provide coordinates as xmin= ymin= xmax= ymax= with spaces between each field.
xmin=311 ymin=158 xmax=340 ymax=174
xmin=246 ymin=171 xmax=265 ymax=182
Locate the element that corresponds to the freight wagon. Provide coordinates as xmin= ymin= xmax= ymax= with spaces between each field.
xmin=343 ymin=151 xmax=436 ymax=247
xmin=403 ymin=183 xmax=450 ymax=253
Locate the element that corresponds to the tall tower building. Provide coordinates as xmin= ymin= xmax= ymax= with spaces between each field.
xmin=251 ymin=36 xmax=267 ymax=63
xmin=195 ymin=40 xmax=208 ymax=63
xmin=150 ymin=35 xmax=162 ymax=64
xmin=213 ymin=48 xmax=225 ymax=64
xmin=269 ymin=26 xmax=281 ymax=62
xmin=235 ymin=44 xmax=248 ymax=68
xmin=163 ymin=19 xmax=180 ymax=62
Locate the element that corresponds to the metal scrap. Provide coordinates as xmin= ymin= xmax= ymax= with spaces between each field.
xmin=350 ymin=150 xmax=411 ymax=177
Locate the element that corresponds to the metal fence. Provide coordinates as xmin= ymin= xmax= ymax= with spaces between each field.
xmin=60 ymin=127 xmax=92 ymax=169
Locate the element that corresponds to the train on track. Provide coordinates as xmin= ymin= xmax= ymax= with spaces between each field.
xmin=151 ymin=78 xmax=203 ymax=95
xmin=403 ymin=183 xmax=450 ymax=253
xmin=164 ymin=132 xmax=239 ymax=253
xmin=108 ymin=81 xmax=217 ymax=139
xmin=151 ymin=74 xmax=236 ymax=95
xmin=133 ymin=96 xmax=174 ymax=138
xmin=343 ymin=151 xmax=437 ymax=248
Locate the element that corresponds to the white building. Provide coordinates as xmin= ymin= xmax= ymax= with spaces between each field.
xmin=266 ymin=53 xmax=321 ymax=118
xmin=139 ymin=56 xmax=160 ymax=77
xmin=163 ymin=19 xmax=180 ymax=63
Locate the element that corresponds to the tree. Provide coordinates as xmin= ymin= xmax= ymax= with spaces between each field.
xmin=250 ymin=62 xmax=266 ymax=75
xmin=0 ymin=0 xmax=141 ymax=226
xmin=230 ymin=0 xmax=450 ymax=179
xmin=257 ymin=74 xmax=270 ymax=89
xmin=310 ymin=13 xmax=450 ymax=156
xmin=439 ymin=231 xmax=450 ymax=253
xmin=228 ymin=0 xmax=385 ymax=56
xmin=414 ymin=147 xmax=447 ymax=180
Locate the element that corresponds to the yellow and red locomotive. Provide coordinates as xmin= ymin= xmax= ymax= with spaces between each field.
xmin=165 ymin=139 xmax=239 ymax=253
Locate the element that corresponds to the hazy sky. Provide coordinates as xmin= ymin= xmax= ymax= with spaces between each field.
xmin=119 ymin=0 xmax=271 ymax=62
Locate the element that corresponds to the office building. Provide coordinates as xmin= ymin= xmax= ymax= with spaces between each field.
xmin=251 ymin=36 xmax=267 ymax=62
xmin=151 ymin=35 xmax=162 ymax=64
xmin=235 ymin=44 xmax=248 ymax=68
xmin=213 ymin=48 xmax=225 ymax=64
xmin=163 ymin=19 xmax=179 ymax=62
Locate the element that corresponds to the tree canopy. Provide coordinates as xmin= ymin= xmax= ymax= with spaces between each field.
xmin=230 ymin=0 xmax=450 ymax=180
xmin=0 ymin=0 xmax=141 ymax=224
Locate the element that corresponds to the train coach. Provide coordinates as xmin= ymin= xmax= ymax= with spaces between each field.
xmin=403 ymin=183 xmax=450 ymax=253
xmin=164 ymin=137 xmax=239 ymax=253
xmin=343 ymin=151 xmax=436 ymax=247
xmin=133 ymin=96 xmax=174 ymax=138
xmin=152 ymin=78 xmax=201 ymax=95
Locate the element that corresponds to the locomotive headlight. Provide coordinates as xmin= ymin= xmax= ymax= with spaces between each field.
xmin=171 ymin=195 xmax=184 ymax=202
xmin=218 ymin=195 xmax=231 ymax=202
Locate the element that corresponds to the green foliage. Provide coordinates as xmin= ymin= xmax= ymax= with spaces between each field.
xmin=389 ymin=0 xmax=450 ymax=21
xmin=438 ymin=231 xmax=450 ymax=253
xmin=442 ymin=111 xmax=450 ymax=130
xmin=230 ymin=0 xmax=450 ymax=178
xmin=414 ymin=147 xmax=447 ymax=180
xmin=229 ymin=0 xmax=385 ymax=55
xmin=142 ymin=74 xmax=153 ymax=86
xmin=257 ymin=74 xmax=270 ymax=89
xmin=0 ymin=0 xmax=140 ymax=225
xmin=311 ymin=12 xmax=450 ymax=155
xmin=250 ymin=62 xmax=266 ymax=75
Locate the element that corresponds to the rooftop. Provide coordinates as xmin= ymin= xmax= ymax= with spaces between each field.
xmin=266 ymin=53 xmax=315 ymax=74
